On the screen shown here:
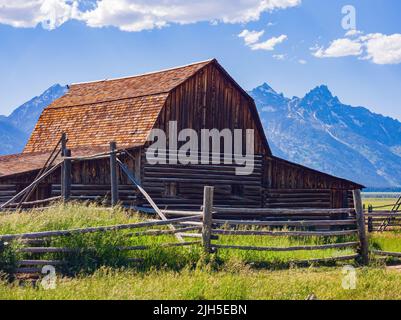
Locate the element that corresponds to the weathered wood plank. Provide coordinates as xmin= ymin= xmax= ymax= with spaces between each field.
xmin=0 ymin=215 xmax=202 ymax=241
xmin=213 ymin=242 xmax=359 ymax=252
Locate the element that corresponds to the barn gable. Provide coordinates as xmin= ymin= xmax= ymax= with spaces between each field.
xmin=154 ymin=61 xmax=271 ymax=156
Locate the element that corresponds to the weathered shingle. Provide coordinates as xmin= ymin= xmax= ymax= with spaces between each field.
xmin=3 ymin=60 xmax=214 ymax=176
xmin=24 ymin=60 xmax=213 ymax=154
xmin=24 ymin=93 xmax=169 ymax=153
xmin=0 ymin=147 xmax=108 ymax=177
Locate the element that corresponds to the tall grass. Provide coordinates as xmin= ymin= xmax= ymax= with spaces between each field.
xmin=0 ymin=203 xmax=363 ymax=277
xmin=2 ymin=266 xmax=401 ymax=300
xmin=1 ymin=202 xmax=401 ymax=300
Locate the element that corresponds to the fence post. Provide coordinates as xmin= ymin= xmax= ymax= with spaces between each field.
xmin=110 ymin=142 xmax=119 ymax=206
xmin=62 ymin=149 xmax=71 ymax=202
xmin=353 ymin=189 xmax=369 ymax=265
xmin=60 ymin=133 xmax=67 ymax=197
xmin=202 ymin=186 xmax=214 ymax=254
xmin=368 ymin=217 xmax=373 ymax=233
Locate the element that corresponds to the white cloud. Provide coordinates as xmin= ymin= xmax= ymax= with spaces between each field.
xmin=0 ymin=0 xmax=302 ymax=31
xmin=345 ymin=29 xmax=363 ymax=37
xmin=363 ymin=33 xmax=401 ymax=65
xmin=298 ymin=59 xmax=307 ymax=64
xmin=312 ymin=38 xmax=362 ymax=58
xmin=312 ymin=32 xmax=401 ymax=65
xmin=238 ymin=27 xmax=288 ymax=52
xmin=82 ymin=0 xmax=301 ymax=31
xmin=0 ymin=0 xmax=79 ymax=30
xmin=250 ymin=34 xmax=287 ymax=51
xmin=238 ymin=29 xmax=265 ymax=45
xmin=273 ymin=54 xmax=286 ymax=60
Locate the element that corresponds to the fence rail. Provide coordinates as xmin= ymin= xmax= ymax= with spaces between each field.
xmin=199 ymin=187 xmax=368 ymax=265
xmin=0 ymin=187 xmax=371 ymax=278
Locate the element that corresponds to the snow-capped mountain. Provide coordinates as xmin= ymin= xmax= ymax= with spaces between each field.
xmin=250 ymin=83 xmax=401 ymax=188
xmin=0 ymin=84 xmax=68 ymax=155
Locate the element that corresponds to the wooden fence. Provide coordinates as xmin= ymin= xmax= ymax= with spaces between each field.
xmin=201 ymin=187 xmax=368 ymax=265
xmin=0 ymin=187 xmax=370 ymax=278
xmin=0 ymin=215 xmax=203 ymax=276
xmin=364 ymin=195 xmax=401 ymax=233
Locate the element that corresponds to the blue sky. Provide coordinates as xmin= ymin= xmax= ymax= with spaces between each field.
xmin=1 ymin=0 xmax=401 ymax=120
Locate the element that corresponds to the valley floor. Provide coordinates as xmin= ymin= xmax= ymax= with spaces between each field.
xmin=2 ymin=267 xmax=401 ymax=300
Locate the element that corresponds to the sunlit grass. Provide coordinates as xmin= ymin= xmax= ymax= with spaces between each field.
xmin=2 ymin=266 xmax=401 ymax=300
xmin=363 ymin=198 xmax=398 ymax=211
xmin=1 ymin=203 xmax=401 ymax=300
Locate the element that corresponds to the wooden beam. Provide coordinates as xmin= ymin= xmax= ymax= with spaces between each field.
xmin=212 ymin=219 xmax=357 ymax=227
xmin=202 ymin=186 xmax=214 ymax=254
xmin=213 ymin=242 xmax=359 ymax=252
xmin=0 ymin=163 xmax=62 ymax=210
xmin=116 ymin=158 xmax=184 ymax=242
xmin=211 ymin=229 xmax=358 ymax=237
xmin=110 ymin=142 xmax=119 ymax=206
xmin=135 ymin=148 xmax=142 ymax=184
xmin=62 ymin=149 xmax=72 ymax=202
xmin=212 ymin=207 xmax=353 ymax=215
xmin=0 ymin=215 xmax=202 ymax=241
xmin=353 ymin=189 xmax=369 ymax=265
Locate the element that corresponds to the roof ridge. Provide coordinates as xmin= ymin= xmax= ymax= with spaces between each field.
xmin=70 ymin=59 xmax=215 ymax=86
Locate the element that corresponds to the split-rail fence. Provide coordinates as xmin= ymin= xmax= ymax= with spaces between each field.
xmin=0 ymin=187 xmax=370 ymax=277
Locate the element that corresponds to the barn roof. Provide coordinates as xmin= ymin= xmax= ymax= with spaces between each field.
xmin=0 ymin=147 xmax=108 ymax=178
xmin=24 ymin=59 xmax=214 ymax=154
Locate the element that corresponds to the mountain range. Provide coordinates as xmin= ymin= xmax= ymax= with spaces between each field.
xmin=1 ymin=82 xmax=401 ymax=188
xmin=250 ymin=83 xmax=401 ymax=188
xmin=0 ymin=84 xmax=68 ymax=155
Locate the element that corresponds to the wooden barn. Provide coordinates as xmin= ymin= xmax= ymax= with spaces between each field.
xmin=0 ymin=59 xmax=363 ymax=212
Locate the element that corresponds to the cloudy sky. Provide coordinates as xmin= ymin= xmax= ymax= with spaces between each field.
xmin=1 ymin=0 xmax=401 ymax=119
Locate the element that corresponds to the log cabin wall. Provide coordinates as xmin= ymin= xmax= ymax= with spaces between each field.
xmin=141 ymin=150 xmax=263 ymax=209
xmin=263 ymin=156 xmax=359 ymax=209
xmin=0 ymin=151 xmax=142 ymax=206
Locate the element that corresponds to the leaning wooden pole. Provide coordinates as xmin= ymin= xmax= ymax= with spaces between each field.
xmin=0 ymin=163 xmax=62 ymax=210
xmin=202 ymin=186 xmax=214 ymax=254
xmin=60 ymin=133 xmax=67 ymax=198
xmin=116 ymin=158 xmax=184 ymax=242
xmin=62 ymin=149 xmax=72 ymax=202
xmin=109 ymin=142 xmax=119 ymax=206
xmin=353 ymin=189 xmax=369 ymax=265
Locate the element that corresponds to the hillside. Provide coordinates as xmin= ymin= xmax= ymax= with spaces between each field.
xmin=250 ymin=84 xmax=401 ymax=188
xmin=0 ymin=84 xmax=67 ymax=155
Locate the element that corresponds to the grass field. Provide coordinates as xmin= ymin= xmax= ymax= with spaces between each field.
xmin=363 ymin=197 xmax=398 ymax=211
xmin=0 ymin=200 xmax=400 ymax=300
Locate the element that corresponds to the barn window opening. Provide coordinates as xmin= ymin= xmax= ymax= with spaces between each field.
xmin=231 ymin=184 xmax=244 ymax=197
xmin=164 ymin=182 xmax=179 ymax=197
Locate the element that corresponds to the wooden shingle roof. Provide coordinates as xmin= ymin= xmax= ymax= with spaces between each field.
xmin=24 ymin=59 xmax=214 ymax=154
xmin=0 ymin=147 xmax=108 ymax=177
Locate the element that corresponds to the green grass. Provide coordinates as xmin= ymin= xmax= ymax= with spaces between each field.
xmin=1 ymin=202 xmax=401 ymax=300
xmin=363 ymin=198 xmax=401 ymax=253
xmin=2 ymin=266 xmax=401 ymax=300
xmin=363 ymin=198 xmax=398 ymax=211
xmin=0 ymin=203 xmax=359 ymax=274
